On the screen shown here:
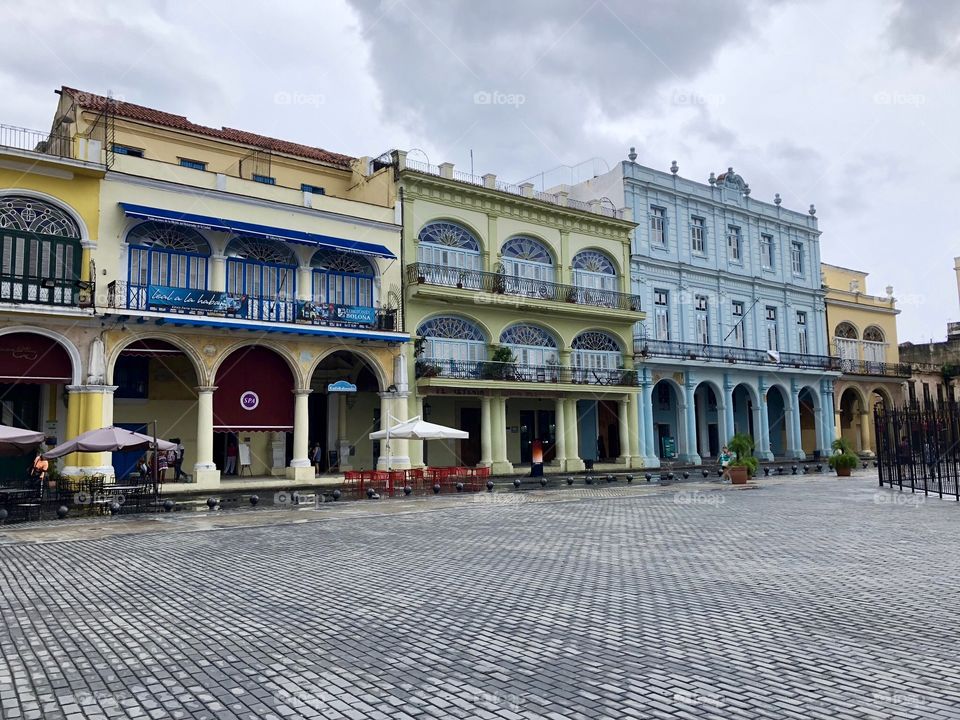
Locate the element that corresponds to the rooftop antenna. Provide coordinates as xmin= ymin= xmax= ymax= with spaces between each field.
xmin=470 ymin=149 xmax=474 ymax=177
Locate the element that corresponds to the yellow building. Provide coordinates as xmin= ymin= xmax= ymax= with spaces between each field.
xmin=822 ymin=262 xmax=908 ymax=455
xmin=387 ymin=150 xmax=644 ymax=472
xmin=1 ymin=87 xmax=407 ymax=487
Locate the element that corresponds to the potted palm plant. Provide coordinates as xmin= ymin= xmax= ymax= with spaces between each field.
xmin=727 ymin=432 xmax=758 ymax=484
xmin=828 ymin=437 xmax=859 ymax=477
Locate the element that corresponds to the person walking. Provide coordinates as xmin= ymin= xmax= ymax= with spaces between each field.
xmin=172 ymin=439 xmax=186 ymax=481
xmin=718 ymin=445 xmax=733 ymax=483
xmin=224 ymin=440 xmax=238 ymax=476
xmin=311 ymin=441 xmax=323 ymax=476
xmin=30 ymin=451 xmax=49 ymax=482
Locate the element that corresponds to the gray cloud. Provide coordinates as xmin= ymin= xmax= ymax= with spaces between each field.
xmin=887 ymin=0 xmax=960 ymax=65
xmin=347 ymin=0 xmax=757 ymax=178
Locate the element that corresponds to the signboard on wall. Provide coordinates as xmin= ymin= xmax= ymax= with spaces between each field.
xmin=297 ymin=301 xmax=376 ymax=326
xmin=146 ymin=285 xmax=247 ymax=314
xmin=661 ymin=436 xmax=677 ymax=459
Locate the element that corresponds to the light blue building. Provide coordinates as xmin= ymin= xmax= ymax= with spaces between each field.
xmin=570 ymin=151 xmax=839 ymax=467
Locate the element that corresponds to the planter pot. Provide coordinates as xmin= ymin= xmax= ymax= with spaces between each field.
xmin=835 ymin=466 xmax=852 ymax=477
xmin=729 ymin=466 xmax=749 ymax=484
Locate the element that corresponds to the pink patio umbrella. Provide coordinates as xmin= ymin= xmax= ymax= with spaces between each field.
xmin=0 ymin=424 xmax=45 ymax=456
xmin=44 ymin=427 xmax=176 ymax=458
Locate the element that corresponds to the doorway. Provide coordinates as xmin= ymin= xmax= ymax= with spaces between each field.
xmin=459 ymin=407 xmax=481 ymax=466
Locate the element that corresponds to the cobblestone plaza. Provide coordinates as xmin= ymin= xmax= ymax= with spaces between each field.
xmin=1 ymin=476 xmax=958 ymax=719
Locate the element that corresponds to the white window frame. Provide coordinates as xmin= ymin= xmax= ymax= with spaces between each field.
xmin=727 ymin=226 xmax=741 ymax=262
xmin=654 ymin=289 xmax=670 ymax=341
xmin=760 ymin=234 xmax=774 ymax=269
xmin=765 ymin=306 xmax=778 ymax=351
xmin=695 ymin=295 xmax=709 ymax=345
xmin=731 ymin=300 xmax=745 ymax=348
xmin=690 ymin=216 xmax=705 ymax=255
xmin=791 ymin=241 xmax=804 ymax=275
xmin=650 ymin=206 xmax=666 ymax=247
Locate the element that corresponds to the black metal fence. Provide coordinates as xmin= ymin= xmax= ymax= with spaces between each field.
xmin=875 ymin=402 xmax=960 ymax=500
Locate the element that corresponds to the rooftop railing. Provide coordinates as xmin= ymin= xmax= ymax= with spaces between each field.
xmin=0 ymin=124 xmax=74 ymax=160
xmin=838 ymin=359 xmax=912 ymax=377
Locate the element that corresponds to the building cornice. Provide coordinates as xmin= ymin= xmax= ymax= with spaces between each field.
xmin=105 ymin=172 xmax=401 ymax=234
xmin=400 ymin=170 xmax=636 ymax=242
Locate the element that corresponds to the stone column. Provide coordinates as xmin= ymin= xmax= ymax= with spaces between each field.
xmin=337 ymin=393 xmax=351 ymax=471
xmin=679 ymin=380 xmax=702 ymax=465
xmin=617 ymin=396 xmax=631 ymax=466
xmin=480 ymin=395 xmax=493 ymax=467
xmin=554 ymin=396 xmax=567 ymax=470
xmin=296 ymin=265 xmax=313 ymax=302
xmin=723 ymin=375 xmax=735 ymax=441
xmin=640 ymin=381 xmax=659 ymax=468
xmin=408 ymin=394 xmax=424 ymax=467
xmin=564 ymin=397 xmax=584 ymax=472
xmin=756 ymin=384 xmax=774 ymax=461
xmin=287 ymin=389 xmax=313 ymax=480
xmin=785 ymin=389 xmax=804 ymax=460
xmin=74 ymin=385 xmax=118 ymax=476
xmin=859 ymin=411 xmax=874 ymax=456
xmin=209 ymin=253 xmax=226 ymax=292
xmin=696 ymin=390 xmax=710 ymax=459
xmin=491 ymin=396 xmax=513 ymax=474
xmin=60 ymin=386 xmax=83 ymax=475
xmin=193 ymin=386 xmax=220 ymax=488
xmin=627 ymin=394 xmax=641 ymax=468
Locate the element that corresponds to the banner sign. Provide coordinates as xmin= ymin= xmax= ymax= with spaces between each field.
xmin=147 ymin=285 xmax=247 ymax=314
xmin=297 ymin=301 xmax=376 ymax=326
xmin=327 ymin=380 xmax=357 ymax=393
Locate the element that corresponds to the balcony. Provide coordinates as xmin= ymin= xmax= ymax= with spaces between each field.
xmin=633 ymin=338 xmax=840 ymax=372
xmin=105 ymin=280 xmax=400 ymax=334
xmin=839 ymin=359 xmax=911 ymax=378
xmin=407 ymin=263 xmax=642 ymax=320
xmin=415 ymin=358 xmax=638 ymax=387
xmin=0 ymin=124 xmax=75 ymax=161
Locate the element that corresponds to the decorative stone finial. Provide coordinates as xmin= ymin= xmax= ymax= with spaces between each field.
xmin=708 ymin=172 xmax=716 ymax=185
xmin=728 ymin=166 xmax=734 ymax=174
xmin=628 ymin=147 xmax=637 ymax=162
xmin=774 ymin=193 xmax=782 ymax=205
xmin=670 ymin=160 xmax=679 ymax=175
xmin=809 ymin=204 xmax=817 ymax=216
xmin=743 ymin=184 xmax=751 ymax=196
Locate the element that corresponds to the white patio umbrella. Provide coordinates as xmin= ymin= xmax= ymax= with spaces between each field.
xmin=44 ymin=426 xmax=176 ymax=458
xmin=0 ymin=424 xmax=45 ymax=456
xmin=370 ymin=416 xmax=469 ymax=469
xmin=369 ymin=416 xmax=468 ymax=440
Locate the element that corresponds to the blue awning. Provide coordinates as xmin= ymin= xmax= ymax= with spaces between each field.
xmin=118 ymin=202 xmax=396 ymax=259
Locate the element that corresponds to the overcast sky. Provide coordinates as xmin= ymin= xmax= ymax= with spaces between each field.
xmin=2 ymin=0 xmax=957 ymax=343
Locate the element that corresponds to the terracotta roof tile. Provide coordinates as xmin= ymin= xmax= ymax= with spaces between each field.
xmin=60 ymin=86 xmax=354 ymax=169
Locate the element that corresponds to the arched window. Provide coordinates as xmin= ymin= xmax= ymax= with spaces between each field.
xmin=0 ymin=196 xmax=81 ymax=306
xmin=500 ymin=324 xmax=558 ymax=368
xmin=863 ymin=326 xmax=886 ymax=365
xmin=225 ymin=237 xmax=297 ymax=322
xmin=501 ymin=236 xmax=554 ymax=284
xmin=572 ymin=250 xmax=618 ymax=294
xmin=417 ymin=316 xmax=486 ymax=363
xmin=572 ymin=330 xmax=623 ymax=378
xmin=417 ymin=221 xmax=481 ymax=278
xmin=833 ymin=322 xmax=859 ymax=361
xmin=126 ymin=222 xmax=210 ymax=308
xmin=311 ymin=250 xmax=374 ymax=307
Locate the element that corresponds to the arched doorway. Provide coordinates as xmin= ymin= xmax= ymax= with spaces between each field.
xmin=309 ymin=351 xmax=384 ymax=471
xmin=213 ymin=346 xmax=295 ymax=476
xmin=838 ymin=387 xmax=867 ymax=453
xmin=693 ymin=381 xmax=721 ymax=459
xmin=310 ymin=249 xmax=375 ymax=308
xmin=652 ymin=379 xmax=682 ymax=460
xmin=731 ymin=383 xmax=756 ymax=438
xmin=798 ymin=387 xmax=819 ymax=457
xmin=417 ymin=221 xmax=482 ymax=284
xmin=112 ymin=338 xmax=201 ymax=481
xmin=501 ymin=236 xmax=555 ymax=286
xmin=0 ymin=331 xmax=76 ymax=477
xmin=766 ymin=385 xmax=789 ymax=457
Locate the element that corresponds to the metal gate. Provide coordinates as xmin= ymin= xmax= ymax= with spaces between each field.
xmin=875 ymin=402 xmax=960 ymax=500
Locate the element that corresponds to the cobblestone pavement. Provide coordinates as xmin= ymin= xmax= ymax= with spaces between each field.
xmin=1 ymin=475 xmax=959 ymax=719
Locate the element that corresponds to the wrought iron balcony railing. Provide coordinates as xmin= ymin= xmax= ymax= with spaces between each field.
xmin=415 ymin=358 xmax=639 ymax=386
xmin=838 ymin=359 xmax=912 ymax=377
xmin=633 ymin=338 xmax=841 ymax=371
xmin=407 ymin=263 xmax=642 ymax=312
xmin=0 ymin=124 xmax=75 ymax=160
xmin=105 ymin=280 xmax=398 ymax=331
